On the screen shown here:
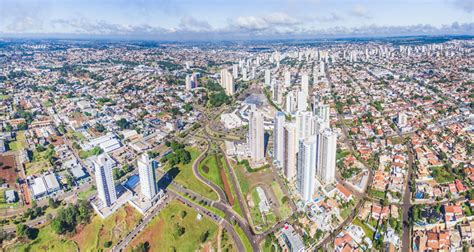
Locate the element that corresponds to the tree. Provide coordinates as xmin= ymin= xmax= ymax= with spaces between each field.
xmin=104 ymin=241 xmax=112 ymax=248
xmin=200 ymin=230 xmax=210 ymax=243
xmin=116 ymin=118 xmax=130 ymax=129
xmin=48 ymin=198 xmax=59 ymax=209
xmin=132 ymin=242 xmax=150 ymax=252
xmin=95 ymin=123 xmax=106 ymax=132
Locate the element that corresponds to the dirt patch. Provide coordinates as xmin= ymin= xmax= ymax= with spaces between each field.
xmin=202 ymin=165 xmax=209 ymax=174
xmin=128 ymin=218 xmax=164 ymax=250
xmin=0 ymin=154 xmax=18 ymax=186
xmin=220 ymin=168 xmax=234 ymax=206
xmin=48 ymin=136 xmax=64 ymax=147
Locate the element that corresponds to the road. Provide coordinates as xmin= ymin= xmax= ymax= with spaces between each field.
xmin=401 ymin=145 xmax=414 ymax=252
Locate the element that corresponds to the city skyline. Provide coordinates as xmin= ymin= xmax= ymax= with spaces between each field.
xmin=0 ymin=0 xmax=473 ymax=40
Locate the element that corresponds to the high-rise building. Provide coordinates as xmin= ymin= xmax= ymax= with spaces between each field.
xmin=220 ymin=69 xmax=235 ymax=95
xmin=232 ymin=64 xmax=238 ymax=79
xmin=284 ymin=71 xmax=291 ymax=87
xmin=251 ymin=66 xmax=256 ymax=80
xmin=273 ymin=112 xmax=285 ymax=168
xmin=185 ymin=75 xmax=192 ymax=90
xmin=297 ymin=137 xmax=317 ymax=202
xmin=137 ymin=153 xmax=158 ymax=200
xmin=317 ymin=129 xmax=337 ymax=184
xmin=265 ymin=69 xmax=271 ymax=86
xmin=191 ymin=72 xmax=199 ymax=88
xmin=297 ymin=90 xmax=307 ymax=112
xmin=248 ymin=105 xmax=265 ymax=162
xmin=319 ymin=62 xmax=325 ymax=75
xmin=283 ymin=122 xmax=297 ymax=180
xmin=301 ymin=73 xmax=309 ymax=96
xmin=296 ymin=111 xmax=315 ymax=140
xmin=285 ymin=91 xmax=296 ymax=114
xmin=94 ymin=154 xmax=117 ymax=207
xmin=397 ymin=112 xmax=408 ymax=128
xmin=315 ymin=103 xmax=330 ymax=122
xmin=242 ymin=67 xmax=248 ymax=81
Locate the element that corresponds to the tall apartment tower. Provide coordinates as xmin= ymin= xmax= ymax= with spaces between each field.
xmin=301 ymin=73 xmax=309 ymax=96
xmin=265 ymin=69 xmax=271 ymax=86
xmin=232 ymin=64 xmax=239 ymax=79
xmin=137 ymin=153 xmax=158 ymax=200
xmin=242 ymin=67 xmax=248 ymax=81
xmin=220 ymin=69 xmax=235 ymax=95
xmin=315 ymin=104 xmax=330 ymax=122
xmin=285 ymin=91 xmax=296 ymax=114
xmin=283 ymin=122 xmax=297 ymax=180
xmin=296 ymin=111 xmax=315 ymax=140
xmin=273 ymin=111 xmax=286 ymax=168
xmin=284 ymin=71 xmax=291 ymax=87
xmin=185 ymin=75 xmax=192 ymax=90
xmin=94 ymin=154 xmax=117 ymax=207
xmin=248 ymin=105 xmax=265 ymax=162
xmin=297 ymin=90 xmax=308 ymax=112
xmin=317 ymin=130 xmax=337 ymax=184
xmin=297 ymin=137 xmax=317 ymax=203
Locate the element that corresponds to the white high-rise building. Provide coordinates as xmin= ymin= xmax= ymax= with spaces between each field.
xmin=319 ymin=61 xmax=325 ymax=75
xmin=297 ymin=90 xmax=307 ymax=112
xmin=94 ymin=154 xmax=117 ymax=207
xmin=297 ymin=137 xmax=317 ymax=203
xmin=296 ymin=111 xmax=315 ymax=140
xmin=284 ymin=71 xmax=291 ymax=87
xmin=273 ymin=112 xmax=285 ymax=168
xmin=251 ymin=67 xmax=256 ymax=80
xmin=137 ymin=153 xmax=158 ymax=200
xmin=242 ymin=67 xmax=248 ymax=81
xmin=185 ymin=75 xmax=192 ymax=90
xmin=397 ymin=112 xmax=408 ymax=128
xmin=248 ymin=105 xmax=265 ymax=162
xmin=283 ymin=122 xmax=297 ymax=180
xmin=301 ymin=73 xmax=309 ymax=96
xmin=317 ymin=130 xmax=337 ymax=184
xmin=285 ymin=91 xmax=296 ymax=114
xmin=220 ymin=69 xmax=235 ymax=95
xmin=265 ymin=69 xmax=271 ymax=86
xmin=315 ymin=103 xmax=330 ymax=122
xmin=232 ymin=64 xmax=239 ymax=79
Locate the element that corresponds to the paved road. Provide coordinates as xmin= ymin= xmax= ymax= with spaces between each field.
xmin=401 ymin=146 xmax=414 ymax=252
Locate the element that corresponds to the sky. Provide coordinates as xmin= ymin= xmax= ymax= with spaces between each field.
xmin=0 ymin=0 xmax=473 ymax=40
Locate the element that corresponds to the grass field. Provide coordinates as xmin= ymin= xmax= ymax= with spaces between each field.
xmin=127 ymin=200 xmax=219 ymax=251
xmin=25 ymin=160 xmax=52 ymax=176
xmin=250 ymin=187 xmax=266 ymax=228
xmin=24 ymin=147 xmax=55 ymax=176
xmin=353 ymin=217 xmax=375 ymax=239
xmin=431 ymin=166 xmax=455 ymax=184
xmin=270 ymin=182 xmax=291 ymax=219
xmin=71 ymin=205 xmax=142 ymax=251
xmin=77 ymin=186 xmax=96 ymax=200
xmin=8 ymin=131 xmax=26 ymax=151
xmin=234 ymin=164 xmax=250 ymax=196
xmin=163 ymin=147 xmax=218 ymax=201
xmin=199 ymin=154 xmax=223 ymax=189
xmin=12 ymin=225 xmax=78 ymax=252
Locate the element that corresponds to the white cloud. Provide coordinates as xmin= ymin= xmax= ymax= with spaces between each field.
xmin=178 ymin=16 xmax=212 ymax=32
xmin=349 ymin=5 xmax=371 ymax=19
xmin=232 ymin=12 xmax=299 ymax=31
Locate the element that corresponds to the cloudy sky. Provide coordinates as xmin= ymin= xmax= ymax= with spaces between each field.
xmin=0 ymin=0 xmax=473 ymax=40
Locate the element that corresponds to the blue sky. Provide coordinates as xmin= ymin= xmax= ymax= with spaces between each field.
xmin=0 ymin=0 xmax=473 ymax=40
